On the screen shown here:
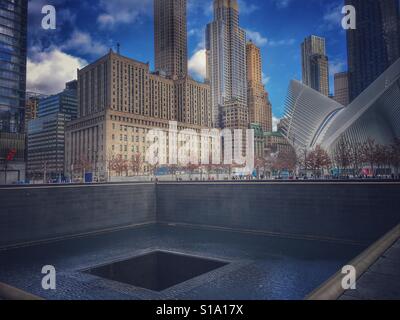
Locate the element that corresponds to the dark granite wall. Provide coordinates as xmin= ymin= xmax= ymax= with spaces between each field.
xmin=1 ymin=182 xmax=399 ymax=248
xmin=0 ymin=183 xmax=156 ymax=248
xmin=156 ymin=183 xmax=400 ymax=244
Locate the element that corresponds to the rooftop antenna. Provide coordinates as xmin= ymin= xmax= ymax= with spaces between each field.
xmin=117 ymin=43 xmax=121 ymax=55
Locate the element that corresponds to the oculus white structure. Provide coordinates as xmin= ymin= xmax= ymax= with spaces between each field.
xmin=282 ymin=58 xmax=400 ymax=154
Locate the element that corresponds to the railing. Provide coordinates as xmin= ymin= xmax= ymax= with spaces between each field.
xmin=306 ymin=224 xmax=400 ymax=300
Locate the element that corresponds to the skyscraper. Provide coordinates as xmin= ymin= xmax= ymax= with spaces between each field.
xmin=0 ymin=0 xmax=28 ymax=184
xmin=37 ymin=80 xmax=78 ymax=119
xmin=154 ymin=0 xmax=187 ymax=79
xmin=206 ymin=0 xmax=247 ymax=128
xmin=346 ymin=0 xmax=400 ymax=102
xmin=27 ymin=82 xmax=78 ymax=180
xmin=333 ymin=72 xmax=350 ymax=106
xmin=246 ymin=42 xmax=272 ymax=132
xmin=301 ymin=35 xmax=330 ymax=96
xmin=25 ymin=92 xmax=48 ymax=133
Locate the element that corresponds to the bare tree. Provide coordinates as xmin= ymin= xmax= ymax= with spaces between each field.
xmin=333 ymin=136 xmax=351 ymax=175
xmin=297 ymin=147 xmax=309 ymax=174
xmin=273 ymin=149 xmax=297 ymax=174
xmin=130 ymin=153 xmax=143 ymax=176
xmin=390 ymin=138 xmax=400 ymax=175
xmin=361 ymin=138 xmax=378 ymax=176
xmin=73 ymin=156 xmax=92 ymax=181
xmin=306 ymin=145 xmax=332 ymax=178
xmin=349 ymin=142 xmax=363 ymax=176
xmin=109 ymin=154 xmax=128 ymax=177
xmin=375 ymin=144 xmax=390 ymax=175
xmin=263 ymin=153 xmax=276 ymax=179
xmin=255 ymin=157 xmax=266 ymax=178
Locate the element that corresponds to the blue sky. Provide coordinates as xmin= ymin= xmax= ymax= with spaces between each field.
xmin=27 ymin=0 xmax=347 ymax=119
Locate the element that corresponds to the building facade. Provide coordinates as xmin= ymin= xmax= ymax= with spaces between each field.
xmin=246 ymin=42 xmax=272 ymax=132
xmin=206 ymin=0 xmax=248 ymax=128
xmin=265 ymin=131 xmax=293 ymax=154
xmin=0 ymin=0 xmax=27 ymax=184
xmin=301 ymin=35 xmax=329 ymax=96
xmin=25 ymin=92 xmax=48 ymax=132
xmin=333 ymin=72 xmax=350 ymax=106
xmin=37 ymin=81 xmax=77 ymax=118
xmin=346 ymin=0 xmax=400 ymax=102
xmin=27 ymin=113 xmax=73 ymax=181
xmin=250 ymin=123 xmax=264 ymax=159
xmin=27 ymin=82 xmax=78 ymax=180
xmin=65 ymin=51 xmax=212 ymax=181
xmin=154 ymin=0 xmax=187 ymax=79
xmin=175 ymin=77 xmax=212 ymax=126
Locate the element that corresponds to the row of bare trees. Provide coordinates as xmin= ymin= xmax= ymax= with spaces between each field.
xmin=70 ymin=137 xmax=400 ymax=180
xmin=332 ymin=137 xmax=400 ymax=176
xmin=255 ymin=137 xmax=400 ymax=178
xmin=260 ymin=145 xmax=332 ymax=178
xmin=71 ymin=153 xmax=144 ymax=180
xmin=107 ymin=153 xmax=143 ymax=177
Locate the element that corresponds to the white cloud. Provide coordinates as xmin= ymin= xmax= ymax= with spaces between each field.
xmin=267 ymin=38 xmax=296 ymax=47
xmin=322 ymin=4 xmax=343 ymax=31
xmin=238 ymin=0 xmax=259 ymax=14
xmin=188 ymin=49 xmax=207 ymax=80
xmin=330 ymin=59 xmax=346 ymax=76
xmin=273 ymin=0 xmax=292 ymax=9
xmin=272 ymin=116 xmax=280 ymax=132
xmin=262 ymin=73 xmax=271 ymax=86
xmin=246 ymin=30 xmax=268 ymax=47
xmin=97 ymin=0 xmax=152 ymax=29
xmin=189 ymin=27 xmax=206 ymax=50
xmin=62 ymin=30 xmax=108 ymax=57
xmin=27 ymin=49 xmax=87 ymax=94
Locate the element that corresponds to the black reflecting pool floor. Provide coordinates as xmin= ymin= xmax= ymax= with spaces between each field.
xmin=0 ymin=225 xmax=366 ymax=300
xmin=84 ymin=251 xmax=228 ymax=292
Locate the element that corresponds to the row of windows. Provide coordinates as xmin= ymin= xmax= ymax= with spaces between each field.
xmin=111 ymin=144 xmax=147 ymax=155
xmin=112 ymin=123 xmax=149 ymax=134
xmin=112 ymin=134 xmax=146 ymax=143
xmin=0 ymin=8 xmax=21 ymax=22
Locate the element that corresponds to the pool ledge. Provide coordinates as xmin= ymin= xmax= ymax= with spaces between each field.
xmin=0 ymin=282 xmax=44 ymax=301
xmin=306 ymin=223 xmax=400 ymax=300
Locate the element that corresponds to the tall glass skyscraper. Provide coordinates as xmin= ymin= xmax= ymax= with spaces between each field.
xmin=301 ymin=35 xmax=330 ymax=97
xmin=27 ymin=82 xmax=78 ymax=180
xmin=0 ymin=0 xmax=28 ymax=184
xmin=0 ymin=0 xmax=27 ymax=134
xmin=154 ymin=0 xmax=187 ymax=79
xmin=346 ymin=0 xmax=400 ymax=102
xmin=206 ymin=0 xmax=247 ymax=128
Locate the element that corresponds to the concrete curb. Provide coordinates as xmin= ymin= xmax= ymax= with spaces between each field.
xmin=0 ymin=282 xmax=43 ymax=300
xmin=306 ymin=223 xmax=400 ymax=300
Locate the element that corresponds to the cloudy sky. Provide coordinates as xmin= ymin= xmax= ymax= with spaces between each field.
xmin=27 ymin=0 xmax=347 ymax=120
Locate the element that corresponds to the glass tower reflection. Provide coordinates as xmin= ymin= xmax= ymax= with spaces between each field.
xmin=0 ymin=0 xmax=27 ymax=134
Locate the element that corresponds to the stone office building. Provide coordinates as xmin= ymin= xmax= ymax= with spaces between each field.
xmin=65 ymin=51 xmax=212 ymax=181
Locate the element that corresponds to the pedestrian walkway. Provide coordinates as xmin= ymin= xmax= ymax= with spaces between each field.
xmin=340 ymin=237 xmax=400 ymax=300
